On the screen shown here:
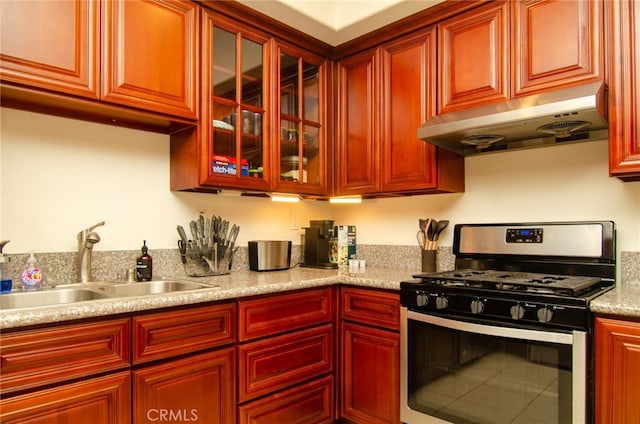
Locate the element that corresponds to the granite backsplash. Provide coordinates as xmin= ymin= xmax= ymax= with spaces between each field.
xmin=1 ymin=246 xmax=637 ymax=290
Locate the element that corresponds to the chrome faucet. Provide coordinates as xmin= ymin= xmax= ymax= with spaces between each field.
xmin=78 ymin=221 xmax=105 ymax=282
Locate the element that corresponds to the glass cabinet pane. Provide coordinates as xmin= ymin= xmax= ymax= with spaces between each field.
xmin=209 ymin=22 xmax=266 ymax=183
xmin=303 ymin=124 xmax=320 ymax=185
xmin=212 ymin=102 xmax=236 ymax=158
xmin=213 ymin=27 xmax=236 ymax=100
xmin=303 ymin=62 xmax=319 ymax=122
xmin=241 ymin=38 xmax=263 ymax=106
xmin=280 ymin=53 xmax=298 ymax=117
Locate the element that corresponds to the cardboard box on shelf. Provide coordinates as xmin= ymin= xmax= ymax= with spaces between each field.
xmin=212 ymin=155 xmax=249 ymax=176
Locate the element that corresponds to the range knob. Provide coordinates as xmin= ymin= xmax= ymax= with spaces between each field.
xmin=470 ymin=299 xmax=485 ymax=314
xmin=435 ymin=296 xmax=449 ymax=310
xmin=510 ymin=304 xmax=526 ymax=320
xmin=416 ymin=292 xmax=428 ymax=307
xmin=537 ymin=307 xmax=554 ymax=323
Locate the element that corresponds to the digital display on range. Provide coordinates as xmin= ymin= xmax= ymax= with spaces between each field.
xmin=506 ymin=228 xmax=543 ymax=243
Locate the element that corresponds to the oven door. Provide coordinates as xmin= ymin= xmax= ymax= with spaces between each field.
xmin=400 ymin=307 xmax=587 ymax=424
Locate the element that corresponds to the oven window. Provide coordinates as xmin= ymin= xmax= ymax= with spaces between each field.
xmin=407 ymin=319 xmax=572 ymax=424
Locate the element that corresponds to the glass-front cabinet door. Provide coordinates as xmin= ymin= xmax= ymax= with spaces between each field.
xmin=273 ymin=42 xmax=328 ymax=195
xmin=201 ymin=12 xmax=270 ymax=191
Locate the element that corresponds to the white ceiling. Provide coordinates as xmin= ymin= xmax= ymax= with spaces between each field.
xmin=236 ymin=0 xmax=446 ymax=46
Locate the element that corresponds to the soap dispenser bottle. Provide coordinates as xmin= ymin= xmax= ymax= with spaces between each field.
xmin=136 ymin=241 xmax=153 ymax=282
xmin=21 ymin=252 xmax=43 ymax=291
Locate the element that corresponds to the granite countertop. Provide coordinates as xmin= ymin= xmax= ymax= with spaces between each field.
xmin=2 ymin=267 xmax=639 ymax=330
xmin=0 ymin=267 xmax=414 ymax=330
xmin=589 ymin=283 xmax=640 ymax=318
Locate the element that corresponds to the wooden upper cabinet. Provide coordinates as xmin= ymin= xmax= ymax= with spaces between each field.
xmin=0 ymin=0 xmax=99 ymax=98
xmin=513 ymin=0 xmax=603 ymax=97
xmin=198 ymin=10 xmax=272 ymax=191
xmin=336 ymin=28 xmax=464 ymax=196
xmin=437 ymin=1 xmax=509 ymax=113
xmin=380 ymin=28 xmax=440 ymax=192
xmin=606 ymin=0 xmax=640 ymax=181
xmin=336 ymin=49 xmax=380 ymax=195
xmin=102 ymin=0 xmax=198 ymax=119
xmin=273 ymin=41 xmax=329 ymax=196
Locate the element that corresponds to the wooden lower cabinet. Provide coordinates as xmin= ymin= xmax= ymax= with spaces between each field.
xmin=133 ymin=347 xmax=235 ymax=424
xmin=340 ymin=287 xmax=400 ymax=424
xmin=237 ymin=288 xmax=335 ymax=422
xmin=0 ymin=371 xmax=131 ymax=424
xmin=595 ymin=316 xmax=640 ymax=424
xmin=340 ymin=322 xmax=400 ymax=424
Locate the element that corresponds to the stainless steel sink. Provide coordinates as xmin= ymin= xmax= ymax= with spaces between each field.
xmin=92 ymin=280 xmax=216 ymax=297
xmin=0 ymin=288 xmax=111 ymax=310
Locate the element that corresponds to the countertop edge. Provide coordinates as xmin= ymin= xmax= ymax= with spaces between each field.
xmin=0 ymin=268 xmax=406 ymax=330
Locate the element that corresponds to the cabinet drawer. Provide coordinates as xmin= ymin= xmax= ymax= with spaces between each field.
xmin=341 ymin=287 xmax=400 ymax=331
xmin=238 ymin=374 xmax=334 ymax=424
xmin=133 ymin=302 xmax=235 ymax=364
xmin=238 ymin=288 xmax=332 ymax=341
xmin=0 ymin=371 xmax=131 ymax=424
xmin=238 ymin=324 xmax=333 ymax=402
xmin=0 ymin=318 xmax=130 ymax=395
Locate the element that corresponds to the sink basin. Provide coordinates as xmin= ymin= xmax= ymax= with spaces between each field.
xmin=0 ymin=288 xmax=111 ymax=310
xmin=93 ymin=280 xmax=216 ymax=297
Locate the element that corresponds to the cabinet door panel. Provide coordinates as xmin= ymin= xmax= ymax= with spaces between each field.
xmin=606 ymin=0 xmax=640 ymax=180
xmin=340 ymin=322 xmax=400 ymax=424
xmin=0 ymin=318 xmax=130 ymax=395
xmin=595 ymin=317 xmax=640 ymax=424
xmin=0 ymin=371 xmax=131 ymax=424
xmin=273 ymin=42 xmax=329 ymax=195
xmin=133 ymin=347 xmax=235 ymax=424
xmin=102 ymin=0 xmax=198 ymax=119
xmin=199 ymin=12 xmax=271 ymax=191
xmin=238 ymin=375 xmax=334 ymax=424
xmin=336 ymin=49 xmax=380 ymax=195
xmin=380 ymin=29 xmax=438 ymax=191
xmin=438 ymin=1 xmax=509 ymax=113
xmin=238 ymin=324 xmax=333 ymax=402
xmin=0 ymin=0 xmax=98 ymax=98
xmin=513 ymin=0 xmax=602 ymax=96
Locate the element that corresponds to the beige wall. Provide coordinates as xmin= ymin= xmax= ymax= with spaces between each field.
xmin=2 ymin=107 xmax=639 ymax=256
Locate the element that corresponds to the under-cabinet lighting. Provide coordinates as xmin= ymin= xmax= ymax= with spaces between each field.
xmin=217 ymin=189 xmax=242 ymax=197
xmin=270 ymin=193 xmax=301 ymax=203
xmin=329 ymin=196 xmax=362 ymax=204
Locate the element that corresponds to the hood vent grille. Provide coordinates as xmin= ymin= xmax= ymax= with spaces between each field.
xmin=536 ymin=120 xmax=591 ymax=138
xmin=418 ymin=82 xmax=608 ymax=156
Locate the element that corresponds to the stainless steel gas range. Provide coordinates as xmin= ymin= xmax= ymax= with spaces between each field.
xmin=400 ymin=221 xmax=615 ymax=424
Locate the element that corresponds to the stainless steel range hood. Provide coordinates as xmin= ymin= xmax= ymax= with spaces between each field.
xmin=418 ymin=82 xmax=608 ymax=156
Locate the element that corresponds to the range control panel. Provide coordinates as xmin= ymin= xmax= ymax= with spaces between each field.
xmin=506 ymin=228 xmax=543 ymax=243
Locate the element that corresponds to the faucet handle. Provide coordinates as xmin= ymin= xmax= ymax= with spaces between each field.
xmin=87 ymin=221 xmax=106 ymax=232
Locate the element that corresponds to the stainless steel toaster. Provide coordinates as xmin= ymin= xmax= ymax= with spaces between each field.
xmin=248 ymin=240 xmax=292 ymax=271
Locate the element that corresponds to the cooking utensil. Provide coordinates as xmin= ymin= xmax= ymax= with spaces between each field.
xmin=189 ymin=220 xmax=198 ymax=241
xmin=177 ymin=240 xmax=187 ymax=264
xmin=177 ymin=226 xmax=188 ymax=243
xmin=227 ymin=224 xmax=240 ymax=257
xmin=433 ymin=220 xmax=449 ymax=243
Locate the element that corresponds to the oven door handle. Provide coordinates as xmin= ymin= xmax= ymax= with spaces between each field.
xmin=407 ymin=309 xmax=574 ymax=345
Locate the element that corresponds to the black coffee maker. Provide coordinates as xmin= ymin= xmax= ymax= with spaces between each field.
xmin=301 ymin=220 xmax=338 ymax=269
